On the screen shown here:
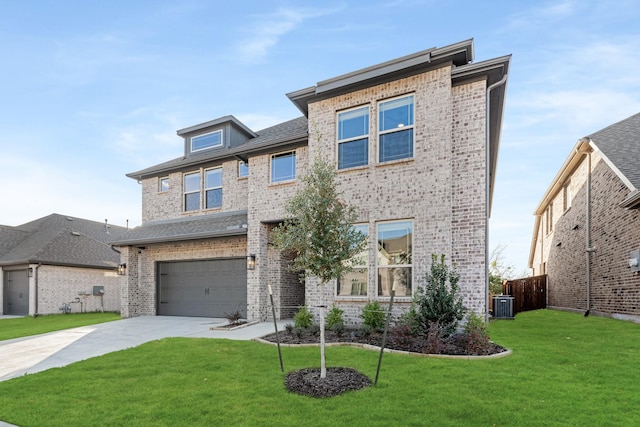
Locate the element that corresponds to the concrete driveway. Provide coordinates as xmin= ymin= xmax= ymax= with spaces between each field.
xmin=0 ymin=316 xmax=287 ymax=383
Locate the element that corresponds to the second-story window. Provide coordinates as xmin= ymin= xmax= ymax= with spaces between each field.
xmin=271 ymin=151 xmax=296 ymax=183
xmin=191 ymin=129 xmax=223 ymax=152
xmin=337 ymin=106 xmax=369 ymax=170
xmin=205 ymin=167 xmax=223 ymax=209
xmin=159 ymin=177 xmax=170 ymax=193
xmin=184 ymin=171 xmax=201 ymax=212
xmin=379 ymin=95 xmax=414 ymax=163
xmin=238 ymin=160 xmax=249 ymax=178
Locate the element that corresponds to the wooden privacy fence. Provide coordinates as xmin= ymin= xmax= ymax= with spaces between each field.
xmin=502 ymin=275 xmax=547 ymax=315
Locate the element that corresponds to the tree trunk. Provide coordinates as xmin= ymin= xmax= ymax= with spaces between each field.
xmin=320 ymin=305 xmax=326 ymax=378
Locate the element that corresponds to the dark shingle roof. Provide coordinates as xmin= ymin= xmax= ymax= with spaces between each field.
xmin=110 ymin=211 xmax=248 ymax=246
xmin=588 ymin=112 xmax=640 ymax=191
xmin=127 ymin=117 xmax=308 ymax=180
xmin=0 ymin=214 xmax=128 ymax=269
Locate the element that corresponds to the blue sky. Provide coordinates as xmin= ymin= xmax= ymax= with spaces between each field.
xmin=1 ymin=0 xmax=639 ymax=274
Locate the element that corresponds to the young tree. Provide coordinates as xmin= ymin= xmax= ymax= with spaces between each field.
xmin=489 ymin=244 xmax=516 ymax=294
xmin=271 ymin=154 xmax=366 ymax=378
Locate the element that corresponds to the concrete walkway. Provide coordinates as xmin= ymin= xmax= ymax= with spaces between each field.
xmin=0 ymin=316 xmax=288 ymax=382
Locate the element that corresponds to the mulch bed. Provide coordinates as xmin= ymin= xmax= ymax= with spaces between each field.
xmin=262 ymin=327 xmax=507 ymax=398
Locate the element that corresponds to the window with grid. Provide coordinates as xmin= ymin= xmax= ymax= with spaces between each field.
xmin=337 ymin=106 xmax=369 ymax=169
xmin=337 ymin=224 xmax=369 ymax=297
xmin=378 ymin=95 xmax=414 ymax=163
xmin=377 ymin=220 xmax=412 ymax=297
xmin=184 ymin=171 xmax=201 ymax=211
xmin=205 ymin=167 xmax=222 ymax=209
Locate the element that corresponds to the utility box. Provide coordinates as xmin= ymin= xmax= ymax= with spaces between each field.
xmin=93 ymin=286 xmax=105 ymax=296
xmin=493 ymin=296 xmax=514 ymax=319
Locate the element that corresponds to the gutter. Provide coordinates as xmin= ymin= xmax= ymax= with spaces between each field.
xmin=485 ymin=72 xmax=508 ymax=322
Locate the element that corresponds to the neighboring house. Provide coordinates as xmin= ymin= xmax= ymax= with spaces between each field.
xmin=114 ymin=39 xmax=510 ymax=323
xmin=0 ymin=214 xmax=128 ymax=315
xmin=529 ymin=113 xmax=640 ymax=319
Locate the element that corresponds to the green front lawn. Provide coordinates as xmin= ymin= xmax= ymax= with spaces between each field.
xmin=1 ymin=310 xmax=639 ymax=426
xmin=0 ymin=312 xmax=120 ymax=341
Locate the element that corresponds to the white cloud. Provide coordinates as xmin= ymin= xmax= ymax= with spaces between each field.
xmin=236 ymin=7 xmax=338 ymax=63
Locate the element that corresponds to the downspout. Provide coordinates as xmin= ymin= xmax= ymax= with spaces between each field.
xmin=34 ymin=263 xmax=42 ymax=317
xmin=577 ymin=140 xmax=594 ymax=317
xmin=485 ymin=73 xmax=508 ymax=322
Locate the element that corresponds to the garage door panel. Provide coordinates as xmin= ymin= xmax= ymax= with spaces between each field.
xmin=157 ymin=259 xmax=246 ymax=318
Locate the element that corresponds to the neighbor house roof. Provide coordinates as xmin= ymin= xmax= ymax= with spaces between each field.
xmin=126 ymin=117 xmax=308 ymax=180
xmin=0 ymin=214 xmax=128 ymax=269
xmin=110 ymin=210 xmax=248 ymax=247
xmin=528 ymin=112 xmax=640 ymax=267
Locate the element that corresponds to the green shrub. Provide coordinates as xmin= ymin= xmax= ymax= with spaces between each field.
xmin=361 ymin=300 xmax=386 ymax=330
xmin=293 ymin=306 xmax=314 ymax=329
xmin=331 ymin=321 xmax=345 ymax=337
xmin=463 ymin=311 xmax=492 ymax=355
xmin=412 ymin=254 xmax=465 ymax=337
xmin=325 ymin=305 xmax=345 ymax=329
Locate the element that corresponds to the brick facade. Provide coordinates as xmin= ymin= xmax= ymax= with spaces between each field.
xmin=120 ymin=41 xmax=508 ymax=323
xmin=33 ymin=265 xmax=120 ymax=315
xmin=532 ymin=150 xmax=640 ymax=317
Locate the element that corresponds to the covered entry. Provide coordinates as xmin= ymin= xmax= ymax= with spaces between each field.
xmin=3 ymin=269 xmax=29 ymax=315
xmin=157 ymin=258 xmax=247 ymax=318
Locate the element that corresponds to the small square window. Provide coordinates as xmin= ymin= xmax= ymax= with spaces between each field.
xmin=379 ymin=95 xmax=414 ymax=163
xmin=238 ymin=161 xmax=249 ymax=178
xmin=271 ymin=151 xmax=296 ymax=183
xmin=159 ymin=177 xmax=169 ymax=193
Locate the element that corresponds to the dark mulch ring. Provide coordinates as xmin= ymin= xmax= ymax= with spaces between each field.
xmin=285 ymin=367 xmax=372 ymax=398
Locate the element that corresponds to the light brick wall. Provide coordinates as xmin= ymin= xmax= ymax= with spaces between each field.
xmin=35 ymin=265 xmax=120 ymax=315
xmin=545 ymin=152 xmax=640 ymax=315
xmin=301 ymin=65 xmax=488 ymax=321
xmin=141 ymin=159 xmax=249 ymax=223
xmin=247 ymin=146 xmax=309 ymax=321
xmin=120 ymin=236 xmax=247 ymax=317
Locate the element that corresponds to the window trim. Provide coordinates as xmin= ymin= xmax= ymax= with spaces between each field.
xmin=378 ymin=94 xmax=415 ymax=163
xmin=336 ymin=223 xmax=369 ymax=298
xmin=183 ymin=171 xmax=201 ymax=212
xmin=270 ymin=150 xmax=297 ymax=184
xmin=238 ymin=160 xmax=249 ymax=178
xmin=376 ymin=219 xmax=413 ymax=298
xmin=204 ymin=167 xmax=223 ymax=210
xmin=337 ymin=105 xmax=370 ymax=170
xmin=191 ymin=129 xmax=223 ymax=153
xmin=159 ymin=177 xmax=170 ymax=193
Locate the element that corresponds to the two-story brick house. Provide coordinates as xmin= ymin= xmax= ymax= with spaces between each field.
xmin=114 ymin=39 xmax=510 ymax=323
xmin=529 ymin=113 xmax=640 ymax=319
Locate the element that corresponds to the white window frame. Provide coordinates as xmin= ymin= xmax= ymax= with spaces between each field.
xmin=183 ymin=171 xmax=201 ymax=212
xmin=337 ymin=105 xmax=369 ymax=170
xmin=191 ymin=129 xmax=223 ymax=153
xmin=159 ymin=177 xmax=170 ymax=193
xmin=336 ymin=224 xmax=369 ymax=298
xmin=204 ymin=167 xmax=223 ymax=209
xmin=378 ymin=94 xmax=415 ymax=163
xmin=376 ymin=219 xmax=413 ymax=297
xmin=238 ymin=160 xmax=249 ymax=178
xmin=270 ymin=151 xmax=296 ymax=183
